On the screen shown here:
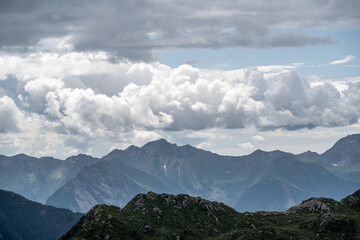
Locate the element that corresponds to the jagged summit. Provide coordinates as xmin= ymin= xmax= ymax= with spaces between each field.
xmin=143 ymin=138 xmax=176 ymax=148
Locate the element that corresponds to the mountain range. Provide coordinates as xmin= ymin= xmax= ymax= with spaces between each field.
xmin=1 ymin=134 xmax=359 ymax=213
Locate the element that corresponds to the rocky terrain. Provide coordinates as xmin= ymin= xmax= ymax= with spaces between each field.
xmin=61 ymin=190 xmax=360 ymax=240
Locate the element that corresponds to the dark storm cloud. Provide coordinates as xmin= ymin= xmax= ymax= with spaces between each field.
xmin=0 ymin=0 xmax=74 ymax=51
xmin=0 ymin=0 xmax=359 ymax=61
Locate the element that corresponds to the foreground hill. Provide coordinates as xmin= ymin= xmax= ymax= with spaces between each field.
xmin=0 ymin=189 xmax=83 ymax=240
xmin=47 ymin=137 xmax=359 ymax=213
xmin=61 ymin=190 xmax=360 ymax=240
xmin=0 ymin=154 xmax=98 ymax=203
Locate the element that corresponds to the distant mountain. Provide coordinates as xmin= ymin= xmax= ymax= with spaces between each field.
xmin=234 ymin=175 xmax=309 ymax=212
xmin=0 ymin=189 xmax=82 ymax=240
xmin=61 ymin=191 xmax=360 ymax=240
xmin=297 ymin=133 xmax=360 ymax=182
xmin=46 ymin=160 xmax=174 ymax=213
xmin=234 ymin=150 xmax=359 ymax=211
xmin=322 ymin=134 xmax=360 ymax=181
xmin=322 ymin=134 xmax=360 ymax=168
xmin=46 ymin=138 xmax=359 ymax=213
xmin=0 ymin=154 xmax=98 ymax=203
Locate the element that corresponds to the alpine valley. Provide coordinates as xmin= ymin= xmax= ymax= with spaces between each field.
xmin=0 ymin=134 xmax=359 ymax=214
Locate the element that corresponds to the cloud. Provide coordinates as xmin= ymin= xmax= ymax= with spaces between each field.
xmin=330 ymin=55 xmax=356 ymax=65
xmin=238 ymin=142 xmax=255 ymax=150
xmin=197 ymin=141 xmax=213 ymax=150
xmin=1 ymin=0 xmax=358 ymax=61
xmin=0 ymin=96 xmax=23 ymax=133
xmin=1 ymin=51 xmax=360 ymax=137
xmin=252 ymin=135 xmax=265 ymax=141
xmin=256 ymin=64 xmax=300 ymax=73
xmin=186 ymin=130 xmax=227 ymax=139
xmin=0 ymin=49 xmax=360 ymax=158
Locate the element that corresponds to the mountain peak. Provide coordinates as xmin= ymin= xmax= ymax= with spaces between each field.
xmin=143 ymin=138 xmax=175 ymax=148
xmin=65 ymin=153 xmax=97 ymax=162
xmin=325 ymin=133 xmax=360 ymax=152
xmin=322 ymin=133 xmax=360 ymax=168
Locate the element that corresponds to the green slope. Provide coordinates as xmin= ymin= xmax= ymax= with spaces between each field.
xmin=61 ymin=190 xmax=360 ymax=240
xmin=0 ymin=189 xmax=83 ymax=240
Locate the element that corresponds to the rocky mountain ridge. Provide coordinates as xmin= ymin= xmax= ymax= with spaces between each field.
xmin=47 ymin=135 xmax=360 ymax=213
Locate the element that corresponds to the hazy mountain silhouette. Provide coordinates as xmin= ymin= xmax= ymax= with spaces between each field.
xmin=0 ymin=153 xmax=98 ymax=203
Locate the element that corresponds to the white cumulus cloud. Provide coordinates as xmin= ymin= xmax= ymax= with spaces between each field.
xmin=0 ymin=96 xmax=24 ymax=133
xmin=0 ymin=51 xmax=360 ymax=157
xmin=1 ymin=51 xmax=360 ymax=136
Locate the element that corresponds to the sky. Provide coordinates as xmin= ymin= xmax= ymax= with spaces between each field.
xmin=0 ymin=0 xmax=359 ymax=159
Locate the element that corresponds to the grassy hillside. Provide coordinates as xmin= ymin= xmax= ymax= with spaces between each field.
xmin=0 ymin=190 xmax=83 ymax=240
xmin=61 ymin=190 xmax=360 ymax=240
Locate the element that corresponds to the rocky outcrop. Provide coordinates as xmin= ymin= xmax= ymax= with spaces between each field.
xmin=131 ymin=192 xmax=229 ymax=222
xmin=288 ymin=197 xmax=340 ymax=214
xmin=341 ymin=189 xmax=360 ymax=210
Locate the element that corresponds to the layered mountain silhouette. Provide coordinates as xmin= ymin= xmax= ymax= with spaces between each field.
xmin=0 ymin=189 xmax=82 ymax=240
xmin=61 ymin=190 xmax=360 ymax=240
xmin=44 ymin=134 xmax=360 ymax=213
